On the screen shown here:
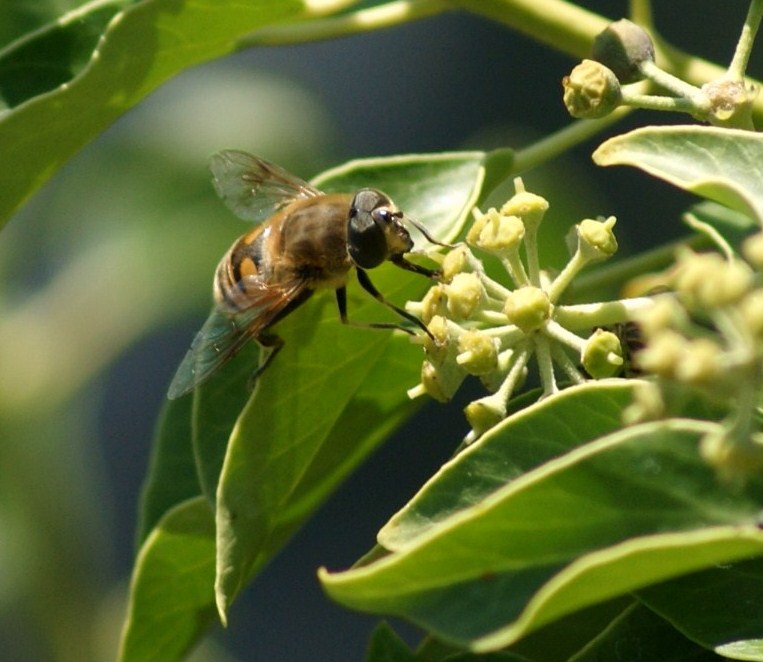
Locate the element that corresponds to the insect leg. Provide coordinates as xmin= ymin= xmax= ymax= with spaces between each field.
xmin=247 ymin=333 xmax=284 ymax=389
xmin=346 ymin=270 xmax=434 ymax=340
xmin=390 ymin=253 xmax=441 ymax=279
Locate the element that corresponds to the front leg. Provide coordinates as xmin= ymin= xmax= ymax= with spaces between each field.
xmin=390 ymin=253 xmax=441 ymax=280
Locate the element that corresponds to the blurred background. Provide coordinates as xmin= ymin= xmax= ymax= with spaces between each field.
xmin=0 ymin=1 xmax=758 ymax=660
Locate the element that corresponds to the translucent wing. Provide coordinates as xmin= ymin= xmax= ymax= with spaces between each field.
xmin=210 ymin=150 xmax=321 ymax=224
xmin=167 ymin=276 xmax=308 ymax=399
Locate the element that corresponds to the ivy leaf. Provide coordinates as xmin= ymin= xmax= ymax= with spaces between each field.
xmin=638 ymin=557 xmax=763 ymax=661
xmin=0 ymin=0 xmax=355 ymax=229
xmin=593 ymin=125 xmax=763 ymax=225
xmin=379 ymin=381 xmax=637 ymax=552
xmin=135 ymin=394 xmax=200 ymax=546
xmin=320 ymin=419 xmax=763 ymax=651
xmin=118 ymin=497 xmax=217 ymax=662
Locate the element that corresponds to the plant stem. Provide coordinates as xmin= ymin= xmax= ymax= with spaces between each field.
xmin=728 ymin=0 xmax=763 ymax=81
xmin=241 ymin=0 xmax=450 ymax=46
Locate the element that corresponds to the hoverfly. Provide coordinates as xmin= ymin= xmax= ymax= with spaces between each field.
xmin=167 ymin=151 xmax=444 ymax=399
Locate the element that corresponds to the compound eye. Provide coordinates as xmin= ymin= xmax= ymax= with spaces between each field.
xmin=347 ymin=189 xmax=391 ymax=269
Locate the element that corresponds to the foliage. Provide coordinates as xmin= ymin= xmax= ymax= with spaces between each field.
xmin=4 ymin=1 xmax=763 ymax=661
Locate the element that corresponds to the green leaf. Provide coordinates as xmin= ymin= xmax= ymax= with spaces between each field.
xmin=191 ymin=343 xmax=259 ymax=504
xmin=0 ymin=0 xmax=354 ymax=229
xmin=0 ymin=0 xmax=129 ymax=108
xmin=638 ymin=557 xmax=763 ymax=661
xmin=320 ymin=420 xmax=763 ymax=651
xmin=365 ymin=622 xmax=416 ymax=662
xmin=118 ymin=497 xmax=217 ymax=662
xmin=592 ymin=125 xmax=763 ymax=225
xmin=210 ymin=151 xmax=501 ymax=620
xmin=379 ymin=381 xmax=638 ymax=551
xmin=135 ymin=394 xmax=200 ymax=547
xmin=570 ymin=601 xmax=718 ymax=661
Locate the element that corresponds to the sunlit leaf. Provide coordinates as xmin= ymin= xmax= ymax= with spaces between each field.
xmin=379 ymin=381 xmax=637 ymax=551
xmin=0 ymin=0 xmax=356 ymax=228
xmin=118 ymin=497 xmax=216 ymax=662
xmin=135 ymin=395 xmax=200 ymax=546
xmin=320 ymin=420 xmax=763 ymax=651
xmin=593 ymin=125 xmax=763 ymax=225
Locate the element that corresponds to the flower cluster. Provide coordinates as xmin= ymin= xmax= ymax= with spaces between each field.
xmin=627 ymin=237 xmax=763 ymax=480
xmin=406 ymin=179 xmax=652 ymax=443
xmin=563 ymin=19 xmax=758 ymax=129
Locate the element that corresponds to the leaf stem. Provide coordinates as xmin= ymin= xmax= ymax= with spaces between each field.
xmin=728 ymin=0 xmax=763 ymax=81
xmin=240 ymin=0 xmax=450 ymax=46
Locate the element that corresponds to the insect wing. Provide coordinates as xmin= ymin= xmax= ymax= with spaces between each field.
xmin=210 ymin=150 xmax=321 ymax=224
xmin=167 ymin=276 xmax=308 ymax=399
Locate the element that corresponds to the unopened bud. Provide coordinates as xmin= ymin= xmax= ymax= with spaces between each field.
xmin=563 ymin=59 xmax=622 ymax=119
xmin=582 ymin=329 xmax=624 ymax=378
xmin=578 ymin=216 xmax=618 ymax=260
xmin=503 ymin=287 xmax=551 ymax=333
xmin=467 ymin=207 xmax=525 ymax=254
xmin=592 ymin=19 xmax=655 ymax=84
xmin=444 ymin=272 xmax=484 ymax=320
xmin=457 ymin=330 xmax=499 ymax=375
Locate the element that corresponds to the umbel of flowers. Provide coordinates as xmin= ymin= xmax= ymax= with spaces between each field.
xmin=627 ymin=235 xmax=763 ymax=480
xmin=406 ymin=179 xmax=653 ymax=444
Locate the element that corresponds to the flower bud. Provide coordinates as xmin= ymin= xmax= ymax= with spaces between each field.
xmin=674 ymin=338 xmax=723 ymax=386
xmin=581 ymin=329 xmax=624 ymax=378
xmin=634 ymin=329 xmax=685 ymax=378
xmin=464 ymin=395 xmax=505 ymax=440
xmin=467 ymin=207 xmax=525 ymax=254
xmin=592 ymin=19 xmax=655 ymax=84
xmin=420 ymin=359 xmax=466 ymax=403
xmin=500 ymin=187 xmax=549 ymax=233
xmin=457 ymin=330 xmax=499 ymax=375
xmin=739 ymin=289 xmax=763 ymax=337
xmin=563 ymin=59 xmax=622 ymax=119
xmin=503 ymin=287 xmax=551 ymax=333
xmin=441 ymin=245 xmax=471 ymax=282
xmin=577 ymin=216 xmax=618 ymax=260
xmin=444 ymin=272 xmax=484 ymax=320
xmin=700 ymin=429 xmax=763 ymax=481
xmin=742 ymin=232 xmax=763 ymax=269
xmin=419 ymin=285 xmax=447 ymax=324
xmin=673 ymin=252 xmax=752 ymax=309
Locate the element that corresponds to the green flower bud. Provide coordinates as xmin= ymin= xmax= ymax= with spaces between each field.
xmin=634 ymin=295 xmax=686 ymax=338
xmin=457 ymin=330 xmax=499 ymax=375
xmin=592 ymin=19 xmax=655 ymax=84
xmin=742 ymin=232 xmax=763 ymax=269
xmin=464 ymin=395 xmax=505 ymax=440
xmin=700 ymin=429 xmax=763 ymax=481
xmin=503 ymin=287 xmax=551 ymax=333
xmin=634 ymin=329 xmax=685 ymax=378
xmin=675 ymin=338 xmax=723 ymax=386
xmin=467 ymin=207 xmax=525 ymax=254
xmin=500 ymin=187 xmax=549 ymax=233
xmin=577 ymin=216 xmax=618 ymax=260
xmin=441 ymin=245 xmax=471 ymax=282
xmin=673 ymin=252 xmax=753 ymax=309
xmin=581 ymin=329 xmax=624 ymax=378
xmin=739 ymin=289 xmax=763 ymax=337
xmin=420 ymin=359 xmax=466 ymax=403
xmin=419 ymin=284 xmax=447 ymax=324
xmin=563 ymin=59 xmax=623 ymax=119
xmin=444 ymin=272 xmax=484 ymax=320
